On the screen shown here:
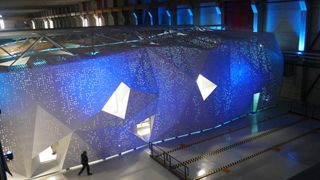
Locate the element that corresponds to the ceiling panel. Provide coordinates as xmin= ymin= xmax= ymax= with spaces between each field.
xmin=0 ymin=0 xmax=91 ymax=16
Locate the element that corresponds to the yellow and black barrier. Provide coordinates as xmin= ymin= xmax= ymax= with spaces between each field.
xmin=172 ymin=117 xmax=306 ymax=169
xmin=195 ymin=127 xmax=320 ymax=180
xmin=156 ymin=112 xmax=290 ymax=158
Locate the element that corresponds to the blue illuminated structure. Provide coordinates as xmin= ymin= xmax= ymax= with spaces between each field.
xmin=0 ymin=30 xmax=283 ymax=177
xmin=251 ymin=4 xmax=258 ymax=32
xmin=299 ymin=0 xmax=307 ymax=51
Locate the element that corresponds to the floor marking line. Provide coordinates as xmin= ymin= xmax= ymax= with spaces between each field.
xmin=156 ymin=112 xmax=289 ymax=158
xmin=172 ymin=118 xmax=306 ymax=169
xmin=195 ymin=127 xmax=320 ymax=180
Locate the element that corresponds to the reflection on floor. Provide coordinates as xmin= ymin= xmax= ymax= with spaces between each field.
xmin=7 ymin=105 xmax=320 ymax=180
xmin=155 ymin=106 xmax=320 ymax=179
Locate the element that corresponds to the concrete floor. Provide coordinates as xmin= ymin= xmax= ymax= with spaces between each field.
xmin=155 ymin=106 xmax=320 ymax=180
xmin=7 ymin=105 xmax=320 ymax=180
xmin=8 ymin=149 xmax=178 ymax=180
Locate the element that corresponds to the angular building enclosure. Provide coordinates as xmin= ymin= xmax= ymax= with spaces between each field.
xmin=0 ymin=29 xmax=283 ymax=178
xmin=1 ymin=0 xmax=320 ymax=179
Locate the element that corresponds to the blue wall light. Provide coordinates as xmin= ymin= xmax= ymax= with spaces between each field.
xmin=215 ymin=7 xmax=222 ymax=30
xmin=299 ymin=0 xmax=307 ymax=51
xmin=166 ymin=10 xmax=172 ymax=25
xmin=252 ymin=92 xmax=261 ymax=113
xmin=187 ymin=9 xmax=194 ymax=25
xmin=251 ymin=4 xmax=258 ymax=32
xmin=147 ymin=11 xmax=154 ymax=26
xmin=133 ymin=12 xmax=138 ymax=25
xmin=199 ymin=3 xmax=222 ymax=30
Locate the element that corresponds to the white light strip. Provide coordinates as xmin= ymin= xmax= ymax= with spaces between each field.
xmin=31 ymin=20 xmax=36 ymax=29
xmin=81 ymin=16 xmax=88 ymax=27
xmin=48 ymin=19 xmax=54 ymax=29
xmin=0 ymin=19 xmax=5 ymax=30
xmin=43 ymin=20 xmax=48 ymax=29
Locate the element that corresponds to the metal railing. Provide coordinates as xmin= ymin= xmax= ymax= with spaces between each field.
xmin=149 ymin=142 xmax=189 ymax=180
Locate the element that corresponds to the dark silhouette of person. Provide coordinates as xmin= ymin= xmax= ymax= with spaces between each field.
xmin=0 ymin=141 xmax=13 ymax=180
xmin=78 ymin=151 xmax=92 ymax=176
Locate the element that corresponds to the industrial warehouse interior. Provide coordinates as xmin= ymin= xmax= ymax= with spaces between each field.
xmin=0 ymin=0 xmax=320 ymax=180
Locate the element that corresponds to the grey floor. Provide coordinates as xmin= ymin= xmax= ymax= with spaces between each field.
xmin=9 ymin=149 xmax=178 ymax=180
xmin=8 ymin=104 xmax=320 ymax=180
xmin=156 ymin=106 xmax=320 ymax=180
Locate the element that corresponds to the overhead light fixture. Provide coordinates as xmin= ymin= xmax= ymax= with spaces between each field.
xmin=94 ymin=15 xmax=102 ymax=26
xmin=0 ymin=15 xmax=5 ymax=30
xmin=48 ymin=19 xmax=54 ymax=29
xmin=43 ymin=19 xmax=49 ymax=29
xmin=81 ymin=16 xmax=88 ymax=27
xmin=31 ymin=20 xmax=36 ymax=29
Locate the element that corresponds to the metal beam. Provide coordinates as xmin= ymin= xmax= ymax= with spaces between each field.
xmin=10 ymin=36 xmax=43 ymax=66
xmin=43 ymin=35 xmax=74 ymax=56
xmin=33 ymin=0 xmax=221 ymax=20
xmin=0 ymin=47 xmax=14 ymax=58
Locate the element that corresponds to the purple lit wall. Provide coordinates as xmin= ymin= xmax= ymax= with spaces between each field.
xmin=0 ymin=31 xmax=283 ymax=178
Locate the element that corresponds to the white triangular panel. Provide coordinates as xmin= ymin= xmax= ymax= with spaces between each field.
xmin=196 ymin=74 xmax=217 ymax=100
xmin=32 ymin=106 xmax=72 ymax=158
xmin=135 ymin=115 xmax=155 ymax=142
xmin=102 ymin=82 xmax=131 ymax=119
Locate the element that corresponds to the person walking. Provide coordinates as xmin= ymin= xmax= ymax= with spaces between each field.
xmin=78 ymin=151 xmax=93 ymax=176
xmin=0 ymin=141 xmax=13 ymax=180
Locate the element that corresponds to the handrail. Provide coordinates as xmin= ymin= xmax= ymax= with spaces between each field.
xmin=149 ymin=142 xmax=189 ymax=180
